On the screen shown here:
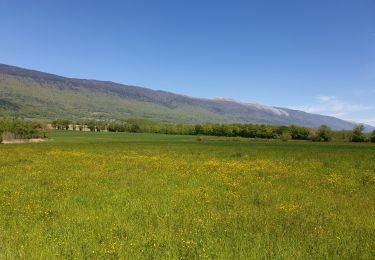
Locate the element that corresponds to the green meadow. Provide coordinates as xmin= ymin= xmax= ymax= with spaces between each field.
xmin=0 ymin=131 xmax=374 ymax=259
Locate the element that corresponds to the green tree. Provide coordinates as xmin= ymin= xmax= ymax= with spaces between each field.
xmin=280 ymin=132 xmax=291 ymax=142
xmin=371 ymin=130 xmax=375 ymax=143
xmin=289 ymin=125 xmax=310 ymax=140
xmin=194 ymin=124 xmax=204 ymax=135
xmin=312 ymin=125 xmax=333 ymax=142
xmin=351 ymin=125 xmax=366 ymax=142
xmin=86 ymin=121 xmax=96 ymax=132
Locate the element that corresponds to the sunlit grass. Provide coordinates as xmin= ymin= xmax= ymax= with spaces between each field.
xmin=0 ymin=131 xmax=374 ymax=258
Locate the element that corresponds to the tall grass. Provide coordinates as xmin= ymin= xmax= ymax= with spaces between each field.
xmin=0 ymin=131 xmax=374 ymax=258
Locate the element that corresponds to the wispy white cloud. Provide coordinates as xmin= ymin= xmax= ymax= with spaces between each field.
xmin=289 ymin=96 xmax=375 ymax=126
xmin=343 ymin=117 xmax=375 ymax=127
xmin=293 ymin=96 xmax=374 ymax=117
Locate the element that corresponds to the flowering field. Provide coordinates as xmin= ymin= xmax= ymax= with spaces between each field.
xmin=0 ymin=131 xmax=374 ymax=258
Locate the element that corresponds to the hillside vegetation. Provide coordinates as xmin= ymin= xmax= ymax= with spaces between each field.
xmin=0 ymin=63 xmax=364 ymax=130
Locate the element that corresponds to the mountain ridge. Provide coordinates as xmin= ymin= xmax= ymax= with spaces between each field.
xmin=0 ymin=63 xmax=373 ymax=131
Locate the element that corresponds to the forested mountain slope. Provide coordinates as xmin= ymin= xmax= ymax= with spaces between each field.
xmin=0 ymin=63 xmax=369 ymax=130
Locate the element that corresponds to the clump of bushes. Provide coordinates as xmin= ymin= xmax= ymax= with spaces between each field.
xmin=0 ymin=119 xmax=46 ymax=143
xmin=196 ymin=136 xmax=204 ymax=142
xmin=311 ymin=125 xmax=333 ymax=142
xmin=370 ymin=130 xmax=375 ymax=143
xmin=289 ymin=125 xmax=310 ymax=140
xmin=280 ymin=132 xmax=291 ymax=142
xmin=351 ymin=125 xmax=369 ymax=142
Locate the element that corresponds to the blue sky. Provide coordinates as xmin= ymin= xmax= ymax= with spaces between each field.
xmin=1 ymin=0 xmax=374 ymax=125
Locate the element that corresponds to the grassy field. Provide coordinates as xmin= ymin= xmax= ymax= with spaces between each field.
xmin=0 ymin=131 xmax=374 ymax=259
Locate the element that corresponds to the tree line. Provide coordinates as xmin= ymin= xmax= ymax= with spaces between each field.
xmin=51 ymin=118 xmax=375 ymax=143
xmin=0 ymin=119 xmax=46 ymax=142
